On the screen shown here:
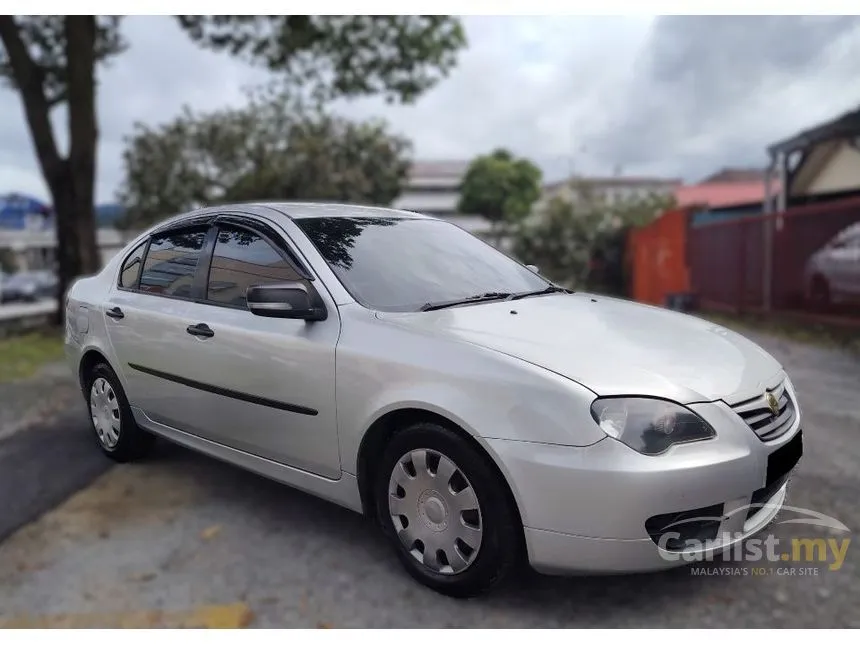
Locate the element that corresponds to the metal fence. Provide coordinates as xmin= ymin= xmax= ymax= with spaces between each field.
xmin=0 ymin=300 xmax=55 ymax=338
xmin=688 ymin=196 xmax=860 ymax=319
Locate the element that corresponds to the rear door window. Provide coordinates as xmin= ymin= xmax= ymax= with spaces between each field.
xmin=139 ymin=226 xmax=209 ymax=299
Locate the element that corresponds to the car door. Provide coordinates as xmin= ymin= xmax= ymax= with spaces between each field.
xmin=166 ymin=217 xmax=342 ymax=479
xmin=103 ymin=222 xmax=212 ymax=432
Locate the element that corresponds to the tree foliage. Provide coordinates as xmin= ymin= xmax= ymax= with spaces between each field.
xmin=0 ymin=16 xmax=126 ymax=106
xmin=116 ymin=91 xmax=412 ymax=229
xmin=513 ymin=180 xmax=676 ymax=292
xmin=0 ymin=15 xmax=466 ymax=319
xmin=458 ymin=149 xmax=542 ymax=228
xmin=176 ymin=16 xmax=466 ymax=104
xmin=0 ymin=15 xmax=127 ymax=303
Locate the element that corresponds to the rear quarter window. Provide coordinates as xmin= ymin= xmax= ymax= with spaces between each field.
xmin=118 ymin=241 xmax=146 ymax=289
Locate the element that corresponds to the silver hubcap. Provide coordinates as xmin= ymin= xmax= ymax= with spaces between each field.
xmin=90 ymin=377 xmax=121 ymax=449
xmin=388 ymin=448 xmax=483 ymax=575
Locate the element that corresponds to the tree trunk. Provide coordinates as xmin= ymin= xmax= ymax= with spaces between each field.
xmin=0 ymin=16 xmax=100 ymax=325
xmin=55 ymin=16 xmax=100 ymax=323
xmin=48 ymin=165 xmax=100 ymax=322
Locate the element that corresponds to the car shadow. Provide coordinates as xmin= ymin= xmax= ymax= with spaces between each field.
xmin=146 ymin=439 xmax=742 ymax=625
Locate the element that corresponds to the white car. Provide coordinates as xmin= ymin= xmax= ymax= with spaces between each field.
xmin=805 ymin=221 xmax=860 ymax=306
xmin=65 ymin=202 xmax=804 ymax=597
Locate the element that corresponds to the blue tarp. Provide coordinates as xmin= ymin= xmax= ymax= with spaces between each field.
xmin=0 ymin=194 xmax=124 ymax=229
xmin=0 ymin=193 xmax=52 ymax=230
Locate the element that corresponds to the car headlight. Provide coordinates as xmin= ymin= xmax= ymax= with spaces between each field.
xmin=590 ymin=397 xmax=716 ymax=456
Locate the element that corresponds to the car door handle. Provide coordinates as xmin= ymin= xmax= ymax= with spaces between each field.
xmin=105 ymin=307 xmax=124 ymax=320
xmin=186 ymin=323 xmax=215 ymax=338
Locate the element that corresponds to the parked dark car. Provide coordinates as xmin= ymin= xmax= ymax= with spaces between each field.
xmin=0 ymin=270 xmax=58 ymax=303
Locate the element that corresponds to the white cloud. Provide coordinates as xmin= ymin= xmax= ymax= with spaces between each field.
xmin=1 ymin=15 xmax=860 ymax=205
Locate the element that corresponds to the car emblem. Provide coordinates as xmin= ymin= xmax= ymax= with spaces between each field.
xmin=765 ymin=392 xmax=779 ymax=416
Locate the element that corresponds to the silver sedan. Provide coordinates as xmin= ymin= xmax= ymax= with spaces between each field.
xmin=64 ymin=202 xmax=803 ymax=597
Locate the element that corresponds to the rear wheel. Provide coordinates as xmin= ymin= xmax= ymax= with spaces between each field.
xmin=84 ymin=362 xmax=154 ymax=462
xmin=375 ymin=422 xmax=522 ymax=598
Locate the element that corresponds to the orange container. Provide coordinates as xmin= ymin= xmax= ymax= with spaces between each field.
xmin=627 ymin=208 xmax=691 ymax=306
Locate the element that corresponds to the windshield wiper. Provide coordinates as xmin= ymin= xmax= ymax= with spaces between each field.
xmin=420 ymin=292 xmax=513 ymax=312
xmin=508 ymin=285 xmax=570 ymax=301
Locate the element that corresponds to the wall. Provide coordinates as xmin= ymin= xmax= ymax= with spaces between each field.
xmin=803 ymin=140 xmax=860 ymax=196
xmin=0 ymin=228 xmax=131 ymax=272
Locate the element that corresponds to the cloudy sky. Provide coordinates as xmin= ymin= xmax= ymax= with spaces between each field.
xmin=3 ymin=15 xmax=860 ymax=203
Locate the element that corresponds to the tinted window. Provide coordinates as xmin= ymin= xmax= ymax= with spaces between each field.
xmin=206 ymin=225 xmax=301 ymax=308
xmin=139 ymin=227 xmax=208 ymax=298
xmin=295 ymin=217 xmax=549 ymax=312
xmin=119 ymin=241 xmax=146 ymax=289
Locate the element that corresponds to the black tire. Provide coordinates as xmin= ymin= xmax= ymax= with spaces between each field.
xmin=83 ymin=361 xmax=154 ymax=462
xmin=374 ymin=422 xmax=523 ymax=598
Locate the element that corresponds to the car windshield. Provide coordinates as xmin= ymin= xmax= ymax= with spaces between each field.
xmin=295 ymin=216 xmax=552 ymax=312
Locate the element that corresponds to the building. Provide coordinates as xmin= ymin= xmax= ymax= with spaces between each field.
xmin=674 ymin=168 xmax=776 ymax=228
xmin=0 ymin=197 xmax=131 ymax=272
xmin=391 ymin=160 xmax=493 ymax=239
xmin=536 ymin=174 xmax=682 ymax=213
xmin=0 ymin=227 xmax=132 ymax=272
xmin=698 ymin=167 xmax=767 ymax=184
xmin=767 ymin=106 xmax=860 ymax=210
xmin=0 ymin=193 xmax=53 ymax=232
xmin=638 ymin=106 xmax=860 ymax=316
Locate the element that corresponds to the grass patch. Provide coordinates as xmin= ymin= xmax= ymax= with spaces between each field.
xmin=0 ymin=331 xmax=64 ymax=383
xmin=701 ymin=310 xmax=860 ymax=355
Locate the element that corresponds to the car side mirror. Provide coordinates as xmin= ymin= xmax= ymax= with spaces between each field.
xmin=526 ymin=264 xmax=540 ymax=274
xmin=246 ymin=282 xmax=327 ymax=321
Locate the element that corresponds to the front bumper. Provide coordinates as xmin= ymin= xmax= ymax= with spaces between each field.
xmin=486 ymin=394 xmax=803 ymax=575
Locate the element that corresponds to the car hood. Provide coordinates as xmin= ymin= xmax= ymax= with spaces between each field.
xmin=377 ymin=293 xmax=783 ymax=404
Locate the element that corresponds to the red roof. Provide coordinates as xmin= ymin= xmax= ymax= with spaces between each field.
xmin=674 ymin=180 xmax=778 ymax=209
xmin=698 ymin=167 xmax=767 ymax=183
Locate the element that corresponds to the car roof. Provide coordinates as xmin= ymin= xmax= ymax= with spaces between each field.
xmin=148 ymin=202 xmax=437 ymax=237
xmin=247 ymin=201 xmax=432 ymax=221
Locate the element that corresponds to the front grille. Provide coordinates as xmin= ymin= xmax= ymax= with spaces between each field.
xmin=730 ymin=379 xmax=796 ymax=442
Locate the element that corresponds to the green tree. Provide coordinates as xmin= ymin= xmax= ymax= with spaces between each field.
xmin=0 ymin=15 xmax=466 ymax=317
xmin=117 ymin=91 xmax=413 ymax=229
xmin=513 ymin=180 xmax=675 ymax=290
xmin=458 ymin=149 xmax=542 ymax=242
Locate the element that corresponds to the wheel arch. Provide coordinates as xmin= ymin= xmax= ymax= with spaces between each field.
xmin=78 ymin=348 xmax=111 ymax=391
xmin=356 ymin=406 xmax=526 ymax=540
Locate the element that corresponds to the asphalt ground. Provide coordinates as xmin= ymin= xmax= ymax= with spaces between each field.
xmin=0 ymin=329 xmax=858 ymax=627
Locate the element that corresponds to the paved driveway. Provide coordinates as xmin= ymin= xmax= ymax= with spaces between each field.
xmin=0 ymin=329 xmax=858 ymax=627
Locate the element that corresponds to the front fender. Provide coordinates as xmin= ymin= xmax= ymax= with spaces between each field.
xmin=334 ymin=313 xmax=607 ymax=475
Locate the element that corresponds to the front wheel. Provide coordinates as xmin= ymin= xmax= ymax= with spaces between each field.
xmin=375 ymin=422 xmax=522 ymax=598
